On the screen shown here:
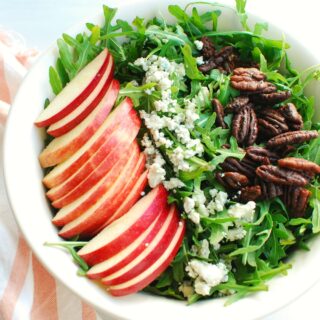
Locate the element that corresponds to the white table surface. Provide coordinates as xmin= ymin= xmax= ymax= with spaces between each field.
xmin=1 ymin=0 xmax=320 ymax=319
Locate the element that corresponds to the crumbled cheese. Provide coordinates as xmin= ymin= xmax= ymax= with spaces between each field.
xmin=188 ymin=210 xmax=200 ymax=225
xmin=183 ymin=197 xmax=195 ymax=213
xmin=140 ymin=191 xmax=145 ymax=196
xmin=207 ymin=190 xmax=228 ymax=215
xmin=191 ymin=239 xmax=210 ymax=259
xmin=186 ymin=260 xmax=228 ymax=296
xmin=194 ymin=40 xmax=204 ymax=51
xmin=178 ymin=281 xmax=194 ymax=298
xmin=163 ymin=178 xmax=185 ymax=190
xmin=228 ymin=201 xmax=256 ymax=222
xmin=226 ymin=227 xmax=247 ymax=241
xmin=168 ymin=147 xmax=191 ymax=172
xmin=196 ymin=56 xmax=204 ymax=65
xmin=148 ymin=162 xmax=166 ymax=188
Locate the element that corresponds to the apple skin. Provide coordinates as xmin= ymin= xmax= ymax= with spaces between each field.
xmin=47 ymin=54 xmax=114 ymax=137
xmin=47 ymin=110 xmax=141 ymax=205
xmin=52 ymin=143 xmax=140 ymax=227
xmin=77 ymin=185 xmax=168 ymax=260
xmin=101 ymin=205 xmax=179 ymax=286
xmin=35 ymin=49 xmax=109 ymax=127
xmin=94 ymin=170 xmax=148 ymax=233
xmin=106 ymin=219 xmax=185 ymax=297
xmin=42 ymin=99 xmax=134 ymax=188
xmin=39 ymin=79 xmax=120 ymax=168
xmin=58 ymin=153 xmax=147 ymax=239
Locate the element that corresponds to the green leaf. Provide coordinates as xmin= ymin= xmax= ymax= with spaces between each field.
xmin=311 ymin=186 xmax=320 ymax=233
xmin=181 ymin=44 xmax=206 ymax=80
xmin=235 ymin=0 xmax=249 ymax=31
xmin=49 ymin=67 xmax=63 ymax=95
xmin=103 ymin=5 xmax=117 ymax=33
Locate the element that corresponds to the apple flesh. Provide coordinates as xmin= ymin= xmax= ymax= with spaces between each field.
xmin=35 ymin=49 xmax=109 ymax=127
xmin=47 ymin=54 xmax=114 ymax=137
xmin=42 ymin=98 xmax=134 ymax=188
xmin=39 ymin=79 xmax=120 ymax=168
xmin=77 ymin=185 xmax=168 ymax=260
xmin=106 ymin=218 xmax=185 ymax=297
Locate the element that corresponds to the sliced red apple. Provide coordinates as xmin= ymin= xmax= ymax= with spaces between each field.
xmin=42 ymin=98 xmax=134 ymax=188
xmin=106 ymin=219 xmax=185 ymax=296
xmin=52 ymin=143 xmax=140 ymax=227
xmin=35 ymin=49 xmax=109 ymax=127
xmin=95 ymin=170 xmax=148 ymax=233
xmin=76 ymin=185 xmax=168 ymax=256
xmin=39 ymin=80 xmax=120 ymax=168
xmin=47 ymin=111 xmax=141 ymax=204
xmin=47 ymin=54 xmax=114 ymax=137
xmin=85 ymin=204 xmax=168 ymax=275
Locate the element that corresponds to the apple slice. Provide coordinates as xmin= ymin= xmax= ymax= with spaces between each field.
xmin=76 ymin=185 xmax=168 ymax=257
xmin=95 ymin=170 xmax=148 ymax=233
xmin=35 ymin=49 xmax=109 ymax=127
xmin=42 ymin=98 xmax=134 ymax=188
xmin=106 ymin=219 xmax=185 ymax=296
xmin=47 ymin=110 xmax=141 ymax=204
xmin=52 ymin=143 xmax=140 ymax=226
xmin=47 ymin=54 xmax=114 ymax=137
xmin=85 ymin=204 xmax=168 ymax=274
xmin=102 ymin=205 xmax=179 ymax=286
xmin=39 ymin=80 xmax=120 ymax=168
xmin=58 ymin=152 xmax=147 ymax=238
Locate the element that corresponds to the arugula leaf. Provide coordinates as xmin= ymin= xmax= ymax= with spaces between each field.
xmin=49 ymin=67 xmax=63 ymax=95
xmin=181 ymin=44 xmax=206 ymax=80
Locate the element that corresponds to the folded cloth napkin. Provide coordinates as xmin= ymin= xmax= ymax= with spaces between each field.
xmin=0 ymin=29 xmax=98 ymax=320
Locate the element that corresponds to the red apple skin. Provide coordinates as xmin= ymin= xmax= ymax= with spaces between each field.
xmin=102 ymin=205 xmax=179 ymax=286
xmin=42 ymin=99 xmax=134 ymax=188
xmin=47 ymin=55 xmax=114 ymax=137
xmin=94 ymin=170 xmax=148 ymax=233
xmin=47 ymin=111 xmax=141 ymax=205
xmin=76 ymin=185 xmax=168 ymax=259
xmin=87 ymin=205 xmax=176 ymax=279
xmin=35 ymin=49 xmax=109 ymax=127
xmin=58 ymin=153 xmax=148 ymax=239
xmin=52 ymin=143 xmax=141 ymax=227
xmin=106 ymin=219 xmax=185 ymax=297
xmin=39 ymin=79 xmax=120 ymax=168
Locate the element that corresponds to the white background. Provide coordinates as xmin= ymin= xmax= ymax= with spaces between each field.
xmin=1 ymin=0 xmax=320 ymax=319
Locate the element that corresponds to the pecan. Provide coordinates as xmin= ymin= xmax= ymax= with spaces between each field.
xmin=256 ymin=165 xmax=309 ymax=186
xmin=267 ymin=130 xmax=319 ymax=148
xmin=220 ymin=157 xmax=257 ymax=180
xmin=225 ymin=96 xmax=250 ymax=114
xmin=198 ymin=59 xmax=217 ymax=73
xmin=250 ymin=91 xmax=291 ymax=105
xmin=257 ymin=108 xmax=289 ymax=138
xmin=246 ymin=146 xmax=280 ymax=164
xmin=256 ymin=178 xmax=283 ymax=200
xmin=240 ymin=185 xmax=262 ymax=202
xmin=212 ymin=98 xmax=227 ymax=128
xmin=232 ymin=105 xmax=258 ymax=146
xmin=278 ymin=157 xmax=320 ymax=175
xmin=216 ymin=172 xmax=249 ymax=189
xmin=231 ymin=68 xmax=277 ymax=93
xmin=201 ymin=36 xmax=215 ymax=59
xmin=282 ymin=186 xmax=311 ymax=217
xmin=277 ymin=145 xmax=296 ymax=157
xmin=279 ymin=103 xmax=303 ymax=130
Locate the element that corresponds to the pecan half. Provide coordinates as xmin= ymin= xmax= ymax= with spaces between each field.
xmin=216 ymin=172 xmax=249 ymax=189
xmin=225 ymin=96 xmax=250 ymax=114
xmin=278 ymin=157 xmax=320 ymax=175
xmin=279 ymin=103 xmax=303 ymax=131
xmin=267 ymin=130 xmax=319 ymax=148
xmin=250 ymin=91 xmax=291 ymax=105
xmin=256 ymin=165 xmax=309 ymax=186
xmin=282 ymin=186 xmax=311 ymax=217
xmin=232 ymin=105 xmax=258 ymax=146
xmin=231 ymin=68 xmax=277 ymax=93
xmin=256 ymin=178 xmax=283 ymax=200
xmin=201 ymin=36 xmax=215 ymax=59
xmin=246 ymin=146 xmax=280 ymax=164
xmin=212 ymin=98 xmax=227 ymax=128
xmin=220 ymin=157 xmax=257 ymax=180
xmin=240 ymin=185 xmax=262 ymax=202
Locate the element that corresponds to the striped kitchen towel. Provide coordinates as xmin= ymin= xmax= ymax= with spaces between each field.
xmin=0 ymin=28 xmax=99 ymax=320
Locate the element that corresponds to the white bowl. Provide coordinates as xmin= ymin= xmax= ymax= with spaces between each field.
xmin=3 ymin=1 xmax=320 ymax=319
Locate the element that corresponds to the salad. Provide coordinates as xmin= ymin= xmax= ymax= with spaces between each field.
xmin=37 ymin=0 xmax=320 ymax=305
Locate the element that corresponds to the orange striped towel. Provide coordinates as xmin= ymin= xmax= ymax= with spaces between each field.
xmin=0 ymin=29 xmax=98 ymax=320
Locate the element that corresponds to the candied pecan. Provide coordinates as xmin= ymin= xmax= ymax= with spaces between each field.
xmin=257 ymin=108 xmax=289 ymax=138
xmin=231 ymin=68 xmax=277 ymax=93
xmin=225 ymin=96 xmax=250 ymax=113
xmin=277 ymin=145 xmax=296 ymax=157
xmin=216 ymin=172 xmax=249 ymax=189
xmin=250 ymin=91 xmax=291 ymax=105
xmin=246 ymin=146 xmax=280 ymax=164
xmin=279 ymin=103 xmax=303 ymax=130
xmin=256 ymin=178 xmax=283 ymax=200
xmin=220 ymin=157 xmax=257 ymax=179
xmin=267 ymin=130 xmax=319 ymax=148
xmin=256 ymin=165 xmax=309 ymax=186
xmin=198 ymin=59 xmax=217 ymax=73
xmin=240 ymin=185 xmax=262 ymax=202
xmin=212 ymin=98 xmax=227 ymax=128
xmin=201 ymin=36 xmax=215 ymax=59
xmin=278 ymin=157 xmax=320 ymax=175
xmin=282 ymin=186 xmax=311 ymax=217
